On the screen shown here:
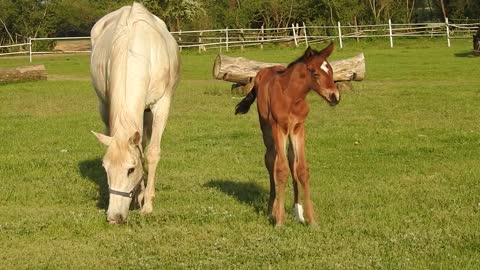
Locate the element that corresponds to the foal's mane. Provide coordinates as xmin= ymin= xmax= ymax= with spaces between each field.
xmin=286 ymin=47 xmax=320 ymax=69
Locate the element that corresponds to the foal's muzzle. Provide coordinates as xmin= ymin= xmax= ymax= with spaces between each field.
xmin=328 ymin=92 xmax=340 ymax=106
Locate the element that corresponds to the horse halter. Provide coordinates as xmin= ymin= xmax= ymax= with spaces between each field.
xmin=108 ymin=144 xmax=145 ymax=199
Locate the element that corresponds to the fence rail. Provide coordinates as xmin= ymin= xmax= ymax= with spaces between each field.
xmin=1 ymin=19 xmax=479 ymax=62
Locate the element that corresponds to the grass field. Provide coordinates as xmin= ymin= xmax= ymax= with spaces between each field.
xmin=0 ymin=39 xmax=479 ymax=269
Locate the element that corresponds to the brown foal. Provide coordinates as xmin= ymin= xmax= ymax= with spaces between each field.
xmin=235 ymin=43 xmax=340 ymax=226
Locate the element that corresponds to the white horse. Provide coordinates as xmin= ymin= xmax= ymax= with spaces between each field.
xmin=90 ymin=2 xmax=180 ymax=224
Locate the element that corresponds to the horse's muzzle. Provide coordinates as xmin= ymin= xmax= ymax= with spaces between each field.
xmin=107 ymin=213 xmax=126 ymax=224
xmin=328 ymin=93 xmax=340 ymax=106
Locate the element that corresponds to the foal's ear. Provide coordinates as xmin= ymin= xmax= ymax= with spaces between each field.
xmin=319 ymin=42 xmax=334 ymax=58
xmin=129 ymin=131 xmax=141 ymax=146
xmin=91 ymin=131 xmax=112 ymax=146
xmin=303 ymin=46 xmax=315 ymax=59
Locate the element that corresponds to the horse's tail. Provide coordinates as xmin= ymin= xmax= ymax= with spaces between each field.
xmin=235 ymin=88 xmax=257 ymax=115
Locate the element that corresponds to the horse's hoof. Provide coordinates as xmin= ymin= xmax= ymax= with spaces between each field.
xmin=140 ymin=204 xmax=153 ymax=214
xmin=307 ymin=221 xmax=318 ymax=230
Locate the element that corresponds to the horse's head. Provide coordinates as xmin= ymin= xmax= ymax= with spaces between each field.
xmin=304 ymin=43 xmax=340 ymax=106
xmin=92 ymin=131 xmax=144 ymax=224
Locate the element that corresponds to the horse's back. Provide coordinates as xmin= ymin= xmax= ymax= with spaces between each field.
xmin=90 ymin=3 xmax=179 ymax=106
xmin=254 ymin=66 xmax=285 ymax=121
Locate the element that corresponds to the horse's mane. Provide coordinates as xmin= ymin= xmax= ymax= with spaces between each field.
xmin=286 ymin=48 xmax=321 ymax=69
xmin=109 ymin=2 xmax=153 ymax=137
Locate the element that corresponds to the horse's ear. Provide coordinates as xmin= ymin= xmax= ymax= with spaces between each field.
xmin=129 ymin=131 xmax=141 ymax=146
xmin=319 ymin=42 xmax=334 ymax=58
xmin=303 ymin=46 xmax=315 ymax=59
xmin=91 ymin=130 xmax=112 ymax=146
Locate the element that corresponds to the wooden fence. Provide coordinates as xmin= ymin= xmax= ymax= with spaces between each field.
xmin=1 ymin=20 xmax=479 ymax=61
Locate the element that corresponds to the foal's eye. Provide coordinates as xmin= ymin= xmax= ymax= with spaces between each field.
xmin=127 ymin=167 xmax=135 ymax=176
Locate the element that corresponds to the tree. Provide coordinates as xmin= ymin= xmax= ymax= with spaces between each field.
xmin=364 ymin=0 xmax=395 ymax=23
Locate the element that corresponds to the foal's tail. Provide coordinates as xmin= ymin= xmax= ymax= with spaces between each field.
xmin=235 ymin=89 xmax=257 ymax=115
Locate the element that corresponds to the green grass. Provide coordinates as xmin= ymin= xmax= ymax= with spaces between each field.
xmin=1 ymin=39 xmax=479 ymax=269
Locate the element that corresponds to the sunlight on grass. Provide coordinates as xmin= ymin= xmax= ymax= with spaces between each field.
xmin=0 ymin=39 xmax=479 ymax=269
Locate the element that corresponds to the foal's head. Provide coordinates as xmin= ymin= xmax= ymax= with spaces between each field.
xmin=302 ymin=43 xmax=340 ymax=105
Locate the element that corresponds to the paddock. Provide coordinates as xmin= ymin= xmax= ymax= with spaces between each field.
xmin=0 ymin=39 xmax=479 ymax=268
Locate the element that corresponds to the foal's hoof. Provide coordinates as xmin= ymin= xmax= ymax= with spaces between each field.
xmin=306 ymin=220 xmax=318 ymax=230
xmin=274 ymin=222 xmax=284 ymax=228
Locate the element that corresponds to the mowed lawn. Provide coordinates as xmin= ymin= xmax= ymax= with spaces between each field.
xmin=0 ymin=39 xmax=479 ymax=269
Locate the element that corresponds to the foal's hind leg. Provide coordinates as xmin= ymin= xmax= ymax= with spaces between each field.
xmin=270 ymin=124 xmax=289 ymax=226
xmin=260 ymin=120 xmax=276 ymax=220
xmin=289 ymin=123 xmax=316 ymax=225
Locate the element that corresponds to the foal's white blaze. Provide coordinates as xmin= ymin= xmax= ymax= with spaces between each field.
xmin=294 ymin=203 xmax=305 ymax=223
xmin=321 ymin=61 xmax=329 ymax=73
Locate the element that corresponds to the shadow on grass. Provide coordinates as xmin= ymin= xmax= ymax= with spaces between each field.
xmin=204 ymin=179 xmax=268 ymax=215
xmin=454 ymin=51 xmax=477 ymax=58
xmin=79 ymin=158 xmax=108 ymax=209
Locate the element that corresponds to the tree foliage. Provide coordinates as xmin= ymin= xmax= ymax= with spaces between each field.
xmin=0 ymin=0 xmax=479 ymax=44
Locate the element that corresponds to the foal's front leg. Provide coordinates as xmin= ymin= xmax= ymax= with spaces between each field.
xmin=141 ymin=97 xmax=171 ymax=214
xmin=289 ymin=123 xmax=316 ymax=225
xmin=288 ymin=140 xmax=305 ymax=224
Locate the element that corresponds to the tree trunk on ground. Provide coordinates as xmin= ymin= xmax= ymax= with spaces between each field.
xmin=0 ymin=65 xmax=47 ymax=84
xmin=213 ymin=53 xmax=366 ymax=85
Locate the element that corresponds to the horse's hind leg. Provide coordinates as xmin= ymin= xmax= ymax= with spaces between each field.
xmin=270 ymin=124 xmax=289 ymax=226
xmin=141 ymin=96 xmax=172 ymax=214
xmin=289 ymin=123 xmax=315 ymax=225
xmin=261 ymin=120 xmax=276 ymax=221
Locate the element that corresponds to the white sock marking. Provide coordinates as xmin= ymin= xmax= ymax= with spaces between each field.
xmin=294 ymin=203 xmax=305 ymax=223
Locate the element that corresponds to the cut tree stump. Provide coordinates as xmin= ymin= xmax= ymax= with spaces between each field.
xmin=213 ymin=53 xmax=365 ymax=86
xmin=0 ymin=65 xmax=47 ymax=84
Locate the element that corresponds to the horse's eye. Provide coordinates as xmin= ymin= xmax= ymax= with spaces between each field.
xmin=127 ymin=167 xmax=135 ymax=176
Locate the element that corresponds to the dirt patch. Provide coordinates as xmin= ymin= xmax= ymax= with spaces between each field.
xmin=54 ymin=40 xmax=91 ymax=52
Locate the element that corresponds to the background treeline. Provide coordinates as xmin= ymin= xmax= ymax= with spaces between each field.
xmin=1 ymin=0 xmax=479 ymax=44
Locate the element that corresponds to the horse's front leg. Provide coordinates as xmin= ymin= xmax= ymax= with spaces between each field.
xmin=271 ymin=124 xmax=289 ymax=226
xmin=141 ymin=97 xmax=172 ymax=214
xmin=289 ymin=123 xmax=315 ymax=225
xmin=288 ymin=138 xmax=305 ymax=224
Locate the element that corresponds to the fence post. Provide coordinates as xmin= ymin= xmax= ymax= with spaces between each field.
xmin=198 ymin=32 xmax=203 ymax=53
xmin=302 ymin=22 xmax=309 ymax=48
xmin=337 ymin=21 xmax=343 ymax=49
xmin=445 ymin=17 xmax=451 ymax=48
xmin=225 ymin=27 xmax=229 ymax=52
xmin=29 ymin=37 xmax=32 ymax=63
xmin=240 ymin=28 xmax=244 ymax=51
xmin=292 ymin=24 xmax=298 ymax=47
xmin=178 ymin=30 xmax=182 ymax=52
xmin=388 ymin=19 xmax=394 ymax=48
xmin=260 ymin=25 xmax=264 ymax=50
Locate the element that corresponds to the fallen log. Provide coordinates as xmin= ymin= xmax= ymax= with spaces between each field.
xmin=474 ymin=26 xmax=480 ymax=56
xmin=213 ymin=53 xmax=365 ymax=85
xmin=0 ymin=65 xmax=47 ymax=84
